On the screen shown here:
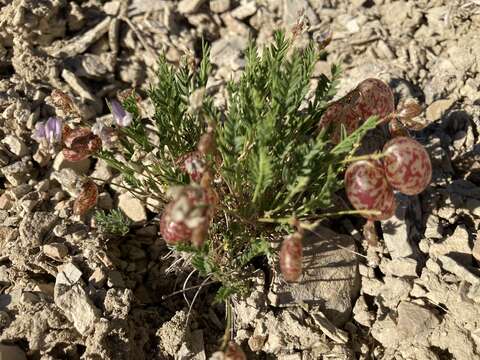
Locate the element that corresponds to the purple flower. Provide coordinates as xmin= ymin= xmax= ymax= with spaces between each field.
xmin=92 ymin=120 xmax=117 ymax=148
xmin=109 ymin=99 xmax=133 ymax=127
xmin=32 ymin=117 xmax=62 ymax=145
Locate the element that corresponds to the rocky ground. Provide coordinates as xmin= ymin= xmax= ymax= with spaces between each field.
xmin=1 ymin=0 xmax=480 ymax=359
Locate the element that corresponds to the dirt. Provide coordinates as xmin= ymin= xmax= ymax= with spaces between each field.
xmin=1 ymin=0 xmax=480 ymax=359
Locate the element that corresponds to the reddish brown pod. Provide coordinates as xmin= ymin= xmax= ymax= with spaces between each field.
xmin=73 ymin=179 xmax=98 ymax=216
xmin=63 ymin=127 xmax=102 ymax=162
xmin=160 ymin=186 xmax=214 ymax=245
xmin=382 ymin=137 xmax=432 ymax=195
xmin=345 ymin=160 xmax=396 ymax=221
xmin=177 ymin=151 xmax=207 ymax=183
xmin=355 ymin=78 xmax=395 ymax=120
xmin=224 ymin=341 xmax=247 ymax=360
xmin=318 ymin=78 xmax=395 ymax=143
xmin=160 ymin=201 xmax=193 ymax=245
xmin=279 ymin=232 xmax=303 ymax=282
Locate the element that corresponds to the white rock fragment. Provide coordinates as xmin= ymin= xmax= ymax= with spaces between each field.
xmin=178 ymin=0 xmax=206 ymax=14
xmin=380 ymin=257 xmax=418 ymax=278
xmin=62 ymin=69 xmax=96 ymax=102
xmin=2 ymin=135 xmax=28 ymax=157
xmin=429 ymin=225 xmax=471 ymax=258
xmin=382 ymin=194 xmax=413 ymax=258
xmin=210 ymin=0 xmax=230 ymax=13
xmin=231 ymin=1 xmax=257 ymax=19
xmin=54 ymin=263 xmax=100 ymax=335
xmin=426 ymin=98 xmax=455 ymax=122
xmin=57 ymin=263 xmax=83 ymax=285
xmin=53 ymin=151 xmax=91 ymax=174
xmin=438 ymin=255 xmax=480 ymax=285
xmin=118 ymin=193 xmax=147 ymax=222
xmin=43 ymin=243 xmax=68 ymax=260
xmin=89 ymin=267 xmax=107 ymax=288
xmin=51 ymin=17 xmax=112 ymax=57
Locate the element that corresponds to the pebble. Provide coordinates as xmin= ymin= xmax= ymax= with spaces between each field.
xmin=178 ymin=0 xmax=206 ymax=14
xmin=425 ymin=98 xmax=455 ymax=122
xmin=231 ymin=1 xmax=257 ymax=19
xmin=210 ymin=0 xmax=230 ymax=13
xmin=429 ymin=225 xmax=471 ymax=258
xmin=19 ymin=211 xmax=58 ymax=247
xmin=118 ymin=193 xmax=147 ymax=222
xmin=379 ymin=258 xmax=418 ymax=278
xmin=89 ymin=267 xmax=107 ymax=288
xmin=438 ymin=255 xmax=480 ymax=285
xmin=43 ymin=243 xmax=69 ymax=260
xmin=54 ymin=282 xmax=100 ymax=335
xmin=381 ymin=194 xmax=413 ymax=259
xmin=2 ymin=135 xmax=28 ymax=157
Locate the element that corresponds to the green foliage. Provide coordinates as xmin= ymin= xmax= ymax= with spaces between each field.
xmin=94 ymin=209 xmax=131 ymax=236
xmin=215 ymin=32 xmax=376 ymax=219
xmin=91 ymin=30 xmax=377 ymax=302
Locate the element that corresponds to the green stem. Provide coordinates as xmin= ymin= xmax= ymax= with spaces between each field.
xmin=258 ymin=208 xmax=381 ymax=228
xmin=341 ymin=152 xmax=385 ymax=164
xmin=220 ymin=298 xmax=233 ymax=351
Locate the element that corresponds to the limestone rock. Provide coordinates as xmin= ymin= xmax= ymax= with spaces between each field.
xmin=118 ymin=193 xmax=147 ymax=222
xmin=54 ymin=264 xmax=100 ymax=335
xmin=426 ymin=98 xmax=455 ymax=122
xmin=43 ymin=242 xmax=68 ymax=260
xmin=268 ymin=226 xmax=360 ymax=326
xmin=53 ymin=151 xmax=91 ymax=174
xmin=19 ymin=211 xmax=58 ymax=247
xmin=178 ymin=0 xmax=206 ymax=14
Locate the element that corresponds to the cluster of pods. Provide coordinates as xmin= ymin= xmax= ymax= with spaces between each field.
xmin=279 ymin=78 xmax=432 ymax=283
xmin=159 ymin=132 xmax=218 ymax=247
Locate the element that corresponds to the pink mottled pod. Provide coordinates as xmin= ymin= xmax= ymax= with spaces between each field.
xmin=160 ymin=201 xmax=193 ymax=245
xmin=177 ymin=151 xmax=207 ymax=183
xmin=160 ymin=186 xmax=215 ymax=245
xmin=224 ymin=341 xmax=247 ymax=360
xmin=382 ymin=137 xmax=432 ymax=195
xmin=279 ymin=232 xmax=303 ymax=282
xmin=355 ymin=78 xmax=395 ymax=120
xmin=345 ymin=160 xmax=396 ymax=221
xmin=318 ymin=78 xmax=394 ymax=143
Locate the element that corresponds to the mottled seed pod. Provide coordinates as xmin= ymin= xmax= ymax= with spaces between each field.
xmin=160 ymin=186 xmax=215 ymax=245
xmin=63 ymin=127 xmax=102 ymax=162
xmin=318 ymin=78 xmax=395 ymax=143
xmin=224 ymin=341 xmax=247 ymax=360
xmin=73 ymin=179 xmax=98 ymax=215
xmin=160 ymin=201 xmax=193 ymax=245
xmin=279 ymin=232 xmax=303 ymax=282
xmin=345 ymin=160 xmax=396 ymax=221
xmin=355 ymin=78 xmax=395 ymax=120
xmin=382 ymin=137 xmax=432 ymax=195
xmin=177 ymin=151 xmax=207 ymax=183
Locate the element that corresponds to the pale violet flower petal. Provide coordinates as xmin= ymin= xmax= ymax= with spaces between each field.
xmin=110 ymin=99 xmax=133 ymax=127
xmin=45 ymin=117 xmax=63 ymax=143
xmin=32 ymin=122 xmax=46 ymax=143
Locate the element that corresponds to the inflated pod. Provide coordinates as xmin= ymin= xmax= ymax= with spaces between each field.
xmin=345 ymin=160 xmax=396 ymax=221
xmin=318 ymin=78 xmax=395 ymax=143
xmin=279 ymin=232 xmax=303 ymax=282
xmin=382 ymin=137 xmax=432 ymax=195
